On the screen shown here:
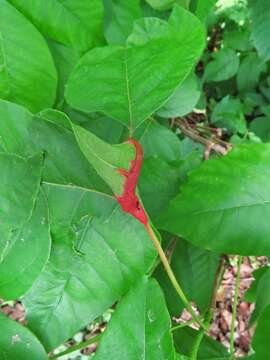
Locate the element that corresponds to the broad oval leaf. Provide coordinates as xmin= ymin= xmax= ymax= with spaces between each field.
xmin=145 ymin=0 xmax=189 ymax=11
xmin=252 ymin=304 xmax=270 ymax=359
xmin=95 ymin=277 xmax=175 ymax=360
xmin=203 ymin=48 xmax=239 ymax=83
xmin=0 ymin=191 xmax=51 ymax=300
xmin=23 ymin=183 xmax=156 ymax=351
xmin=8 ymin=0 xmax=104 ymax=52
xmin=103 ymin=0 xmax=142 ymax=45
xmin=0 ymin=100 xmax=109 ymax=192
xmin=250 ymin=0 xmax=270 ymax=61
xmin=159 ymin=144 xmax=270 ymax=255
xmin=0 ymin=0 xmax=57 ymax=112
xmin=0 ymin=312 xmax=48 ymax=360
xmin=66 ymin=6 xmax=205 ymax=130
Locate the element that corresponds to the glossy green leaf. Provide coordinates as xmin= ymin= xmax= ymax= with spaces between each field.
xmin=251 ymin=304 xmax=270 ymax=359
xmin=249 ymin=267 xmax=270 ymax=324
xmin=159 ymin=144 xmax=270 ymax=255
xmin=155 ymin=238 xmax=219 ymax=315
xmin=250 ymin=117 xmax=270 ymax=143
xmin=211 ymin=96 xmax=247 ymax=134
xmin=157 ymin=73 xmax=200 ymax=118
xmin=0 ymin=152 xmax=42 ymax=229
xmin=95 ymin=277 xmax=175 ymax=359
xmin=237 ymin=53 xmax=266 ymax=93
xmin=190 ymin=0 xmax=217 ymax=21
xmin=174 ymin=327 xmax=229 ymax=359
xmin=139 ymin=157 xmax=181 ymax=220
xmin=66 ymin=6 xmax=205 ymax=130
xmin=0 ymin=312 xmax=48 ymax=360
xmin=138 ymin=121 xmax=181 ymax=162
xmin=0 ymin=191 xmax=51 ymax=300
xmin=249 ymin=0 xmax=270 ymax=61
xmin=23 ymin=183 xmax=156 ymax=350
xmin=72 ymin=123 xmax=135 ymax=195
xmin=243 ymin=267 xmax=268 ymax=303
xmin=0 ymin=100 xmax=109 ymax=192
xmin=47 ymin=40 xmax=80 ymax=107
xmin=103 ymin=0 xmax=142 ymax=45
xmin=8 ymin=0 xmax=104 ymax=52
xmin=0 ymin=0 xmax=57 ymax=112
xmin=145 ymin=0 xmax=189 ymax=11
xmin=203 ymin=48 xmax=239 ymax=83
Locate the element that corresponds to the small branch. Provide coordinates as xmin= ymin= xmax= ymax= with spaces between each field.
xmin=171 ymin=319 xmax=196 ymax=332
xmin=144 ymin=222 xmax=206 ymax=330
xmin=49 ymin=334 xmax=101 ymax=359
xmin=230 ymin=256 xmax=243 ymax=359
xmin=175 ymin=118 xmax=231 ymax=156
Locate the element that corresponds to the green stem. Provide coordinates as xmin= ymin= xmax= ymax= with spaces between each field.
xmin=190 ymin=309 xmax=213 ymax=360
xmin=145 ymin=222 xmax=206 ymax=330
xmin=229 ymin=255 xmax=243 ymax=359
xmin=49 ymin=334 xmax=101 ymax=359
xmin=171 ymin=319 xmax=196 ymax=332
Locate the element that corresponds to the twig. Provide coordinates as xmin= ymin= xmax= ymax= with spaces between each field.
xmin=49 ymin=334 xmax=101 ymax=359
xmin=230 ymin=256 xmax=243 ymax=359
xmin=175 ymin=118 xmax=231 ymax=156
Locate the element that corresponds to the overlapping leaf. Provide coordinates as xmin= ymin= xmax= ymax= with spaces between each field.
xmin=95 ymin=278 xmax=175 ymax=359
xmin=8 ymin=0 xmax=104 ymax=52
xmin=0 ymin=0 xmax=57 ymax=112
xmin=0 ymin=312 xmax=48 ymax=360
xmin=66 ymin=6 xmax=205 ymax=130
xmin=159 ymin=144 xmax=270 ymax=255
xmin=23 ymin=184 xmax=156 ymax=350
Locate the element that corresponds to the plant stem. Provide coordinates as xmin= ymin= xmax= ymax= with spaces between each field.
xmin=171 ymin=319 xmax=196 ymax=332
xmin=145 ymin=222 xmax=206 ymax=330
xmin=49 ymin=334 xmax=101 ymax=359
xmin=189 ymin=256 xmax=225 ymax=360
xmin=230 ymin=255 xmax=243 ymax=359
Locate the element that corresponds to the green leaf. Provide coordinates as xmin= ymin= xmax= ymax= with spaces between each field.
xmin=145 ymin=0 xmax=190 ymax=11
xmin=190 ymin=0 xmax=217 ymax=21
xmin=223 ymin=27 xmax=252 ymax=52
xmin=23 ymin=183 xmax=156 ymax=351
xmin=0 ymin=100 xmax=109 ymax=192
xmin=250 ymin=117 xmax=270 ymax=143
xmin=72 ymin=123 xmax=135 ymax=195
xmin=138 ymin=121 xmax=181 ymax=162
xmin=0 ymin=190 xmax=51 ymax=300
xmin=249 ymin=0 xmax=270 ymax=61
xmin=174 ymin=327 xmax=229 ymax=359
xmin=159 ymin=144 xmax=270 ymax=255
xmin=0 ymin=0 xmax=57 ymax=112
xmin=155 ymin=238 xmax=219 ymax=315
xmin=203 ymin=49 xmax=239 ymax=83
xmin=243 ymin=267 xmax=268 ymax=303
xmin=249 ymin=267 xmax=270 ymax=324
xmin=8 ymin=0 xmax=104 ymax=53
xmin=103 ymin=0 xmax=142 ymax=45
xmin=139 ymin=157 xmax=181 ymax=220
xmin=66 ymin=6 xmax=205 ymax=130
xmin=0 ymin=312 xmax=48 ymax=360
xmin=0 ymin=152 xmax=43 ymax=229
xmin=95 ymin=277 xmax=175 ymax=359
xmin=237 ymin=53 xmax=266 ymax=93
xmin=157 ymin=73 xmax=200 ymax=118
xmin=251 ymin=304 xmax=270 ymax=359
xmin=211 ymin=96 xmax=247 ymax=134
xmin=47 ymin=40 xmax=80 ymax=107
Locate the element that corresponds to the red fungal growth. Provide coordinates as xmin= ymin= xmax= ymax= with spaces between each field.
xmin=116 ymin=139 xmax=148 ymax=225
